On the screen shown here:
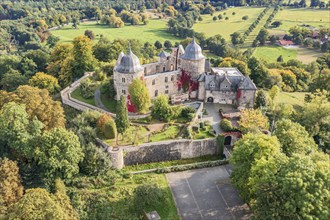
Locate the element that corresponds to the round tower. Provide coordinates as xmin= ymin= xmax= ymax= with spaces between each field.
xmin=180 ymin=38 xmax=206 ymax=78
xmin=113 ymin=49 xmax=144 ymax=100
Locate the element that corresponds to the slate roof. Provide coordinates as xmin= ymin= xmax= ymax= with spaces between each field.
xmin=202 ymin=68 xmax=256 ymax=91
xmin=158 ymin=50 xmax=171 ymax=58
xmin=115 ymin=49 xmax=143 ymax=74
xmin=181 ymin=38 xmax=205 ymax=61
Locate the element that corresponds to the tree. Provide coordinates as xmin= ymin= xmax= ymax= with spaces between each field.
xmin=164 ymin=40 xmax=173 ymax=50
xmin=34 ymin=128 xmax=84 ymax=179
xmin=154 ymin=40 xmax=162 ymax=49
xmin=277 ymin=55 xmax=283 ymax=62
xmin=230 ymin=133 xmax=282 ymax=201
xmin=268 ymin=85 xmax=280 ymax=100
xmin=46 ymin=35 xmax=60 ymax=47
xmin=0 ymin=69 xmax=27 ymax=92
xmin=213 ymin=16 xmax=217 ymax=21
xmin=256 ymin=28 xmax=269 ymax=46
xmin=0 ymin=86 xmax=65 ymax=130
xmin=115 ymin=96 xmax=130 ymax=135
xmin=254 ymin=90 xmax=272 ymax=111
xmin=230 ymin=32 xmax=242 ymax=45
xmin=219 ymin=57 xmax=250 ymax=76
xmin=97 ymin=114 xmax=117 ymax=139
xmin=28 ymin=72 xmax=60 ymax=94
xmin=0 ymin=102 xmax=43 ymax=160
xmin=249 ymin=152 xmax=330 ymax=219
xmin=0 ymin=158 xmax=24 ymax=215
xmin=84 ymin=30 xmax=95 ymax=40
xmin=238 ymin=109 xmax=269 ymax=133
xmin=220 ymin=119 xmax=234 ymax=132
xmin=72 ymin=36 xmax=96 ymax=79
xmin=298 ymin=91 xmax=330 ymax=153
xmin=8 ymin=188 xmax=75 ymax=219
xmin=274 ymin=119 xmax=318 ymax=156
xmin=128 ymin=79 xmax=151 ymax=113
xmin=151 ymin=94 xmax=173 ymax=122
xmin=242 ymin=15 xmax=249 ymax=20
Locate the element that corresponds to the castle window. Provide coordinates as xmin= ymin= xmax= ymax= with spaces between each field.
xmin=152 ymin=79 xmax=155 ymax=85
xmin=165 ymin=90 xmax=169 ymax=94
xmin=167 ymin=57 xmax=170 ymax=60
xmin=165 ymin=85 xmax=169 ymax=89
xmin=122 ymin=78 xmax=125 ymax=83
xmin=165 ymin=77 xmax=168 ymax=83
xmin=210 ymin=82 xmax=215 ymax=88
xmin=171 ymin=75 xmax=174 ymax=81
xmin=155 ymin=90 xmax=158 ymax=97
xmin=122 ymin=90 xmax=126 ymax=95
xmin=163 ymin=67 xmax=166 ymax=72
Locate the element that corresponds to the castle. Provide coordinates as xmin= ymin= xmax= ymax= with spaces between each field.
xmin=113 ymin=39 xmax=257 ymax=109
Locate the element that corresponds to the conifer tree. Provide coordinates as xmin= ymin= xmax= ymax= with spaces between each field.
xmin=115 ymin=95 xmax=130 ymax=135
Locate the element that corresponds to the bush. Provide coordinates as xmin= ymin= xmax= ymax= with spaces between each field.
xmin=104 ymin=119 xmax=117 ymax=139
xmin=242 ymin=15 xmax=249 ymax=20
xmin=181 ymin=106 xmax=195 ymax=118
xmin=182 ymin=126 xmax=192 ymax=139
xmin=220 ymin=119 xmax=233 ymax=132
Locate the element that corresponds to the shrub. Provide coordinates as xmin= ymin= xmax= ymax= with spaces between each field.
xmin=242 ymin=15 xmax=249 ymax=20
xmin=216 ymin=135 xmax=225 ymax=157
xmin=104 ymin=119 xmax=117 ymax=139
xmin=220 ymin=119 xmax=233 ymax=132
xmin=181 ymin=106 xmax=195 ymax=118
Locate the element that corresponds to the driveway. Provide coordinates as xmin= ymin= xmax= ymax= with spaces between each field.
xmin=202 ymin=103 xmax=222 ymax=134
xmin=166 ymin=165 xmax=251 ymax=220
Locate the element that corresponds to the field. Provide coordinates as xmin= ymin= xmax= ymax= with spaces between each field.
xmin=193 ymin=7 xmax=265 ymax=41
xmin=267 ymin=8 xmax=330 ymax=35
xmin=52 ymin=19 xmax=181 ymax=43
xmin=253 ymin=46 xmax=322 ymax=63
xmin=274 ymin=91 xmax=307 ymax=107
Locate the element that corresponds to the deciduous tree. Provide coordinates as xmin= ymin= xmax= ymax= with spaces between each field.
xmin=238 ymin=109 xmax=269 ymax=133
xmin=128 ymin=79 xmax=151 ymax=113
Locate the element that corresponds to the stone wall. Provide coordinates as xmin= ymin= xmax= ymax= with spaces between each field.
xmin=122 ymin=138 xmax=218 ymax=166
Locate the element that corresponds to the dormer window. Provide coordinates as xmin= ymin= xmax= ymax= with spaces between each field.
xmin=210 ymin=81 xmax=215 ymax=88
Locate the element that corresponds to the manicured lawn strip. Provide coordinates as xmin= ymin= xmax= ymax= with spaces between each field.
xmin=71 ymin=86 xmax=95 ymax=106
xmin=149 ymin=125 xmax=182 ymax=142
xmin=100 ymin=92 xmax=117 ymax=113
xmin=252 ymin=45 xmax=297 ymax=63
xmin=193 ymin=7 xmax=265 ymax=41
xmin=122 ymin=155 xmax=221 ymax=172
xmin=52 ymin=19 xmax=181 ymax=43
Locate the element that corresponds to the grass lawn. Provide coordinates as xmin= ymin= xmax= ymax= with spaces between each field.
xmin=253 ymin=45 xmax=297 ymax=62
xmin=149 ymin=124 xmax=182 ymax=142
xmin=69 ymin=172 xmax=178 ymax=219
xmin=274 ymin=91 xmax=307 ymax=107
xmin=52 ymin=19 xmax=181 ymax=43
xmin=71 ymin=86 xmax=95 ymax=106
xmin=100 ymin=92 xmax=117 ymax=113
xmin=105 ymin=125 xmax=149 ymax=146
xmin=122 ymin=155 xmax=221 ymax=172
xmin=267 ymin=8 xmax=330 ymax=35
xmin=192 ymin=124 xmax=215 ymax=139
xmin=194 ymin=7 xmax=265 ymax=41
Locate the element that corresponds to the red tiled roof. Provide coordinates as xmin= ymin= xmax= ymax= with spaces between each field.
xmin=279 ymin=40 xmax=294 ymax=45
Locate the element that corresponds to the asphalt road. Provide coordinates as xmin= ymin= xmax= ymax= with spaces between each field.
xmin=166 ymin=165 xmax=251 ymax=220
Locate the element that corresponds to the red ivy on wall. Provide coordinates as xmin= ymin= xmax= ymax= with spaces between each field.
xmin=176 ymin=70 xmax=198 ymax=93
xmin=126 ymin=95 xmax=137 ymax=113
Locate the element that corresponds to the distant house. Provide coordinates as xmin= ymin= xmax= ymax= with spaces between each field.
xmin=278 ymin=40 xmax=294 ymax=46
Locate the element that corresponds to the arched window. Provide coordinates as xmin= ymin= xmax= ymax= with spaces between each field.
xmin=155 ymin=90 xmax=158 ymax=97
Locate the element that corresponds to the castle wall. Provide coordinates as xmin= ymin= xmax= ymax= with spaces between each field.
xmin=198 ymin=81 xmax=205 ymax=100
xmin=204 ymin=90 xmax=237 ymax=104
xmin=144 ymin=70 xmax=180 ymax=98
xmin=181 ymin=58 xmax=206 ymax=78
xmin=238 ymin=90 xmax=255 ymax=109
xmin=113 ymin=70 xmax=144 ymax=100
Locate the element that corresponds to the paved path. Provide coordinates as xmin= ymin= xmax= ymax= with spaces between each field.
xmin=202 ymin=103 xmax=222 ymax=134
xmin=166 ymin=166 xmax=251 ymax=220
xmin=94 ymin=88 xmax=108 ymax=111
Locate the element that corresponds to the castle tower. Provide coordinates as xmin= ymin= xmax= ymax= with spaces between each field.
xmin=180 ymin=38 xmax=206 ymax=78
xmin=113 ymin=48 xmax=144 ymax=100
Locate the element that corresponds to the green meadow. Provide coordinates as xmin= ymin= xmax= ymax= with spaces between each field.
xmin=52 ymin=19 xmax=181 ymax=43
xmin=193 ymin=7 xmax=266 ymax=41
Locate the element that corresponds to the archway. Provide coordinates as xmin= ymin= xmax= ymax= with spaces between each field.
xmin=224 ymin=136 xmax=232 ymax=146
xmin=207 ymin=97 xmax=214 ymax=103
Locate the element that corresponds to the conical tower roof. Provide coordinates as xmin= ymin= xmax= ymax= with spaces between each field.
xmin=115 ymin=48 xmax=143 ymax=74
xmin=181 ymin=38 xmax=205 ymax=61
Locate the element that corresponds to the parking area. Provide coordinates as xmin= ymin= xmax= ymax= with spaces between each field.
xmin=166 ymin=165 xmax=251 ymax=220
